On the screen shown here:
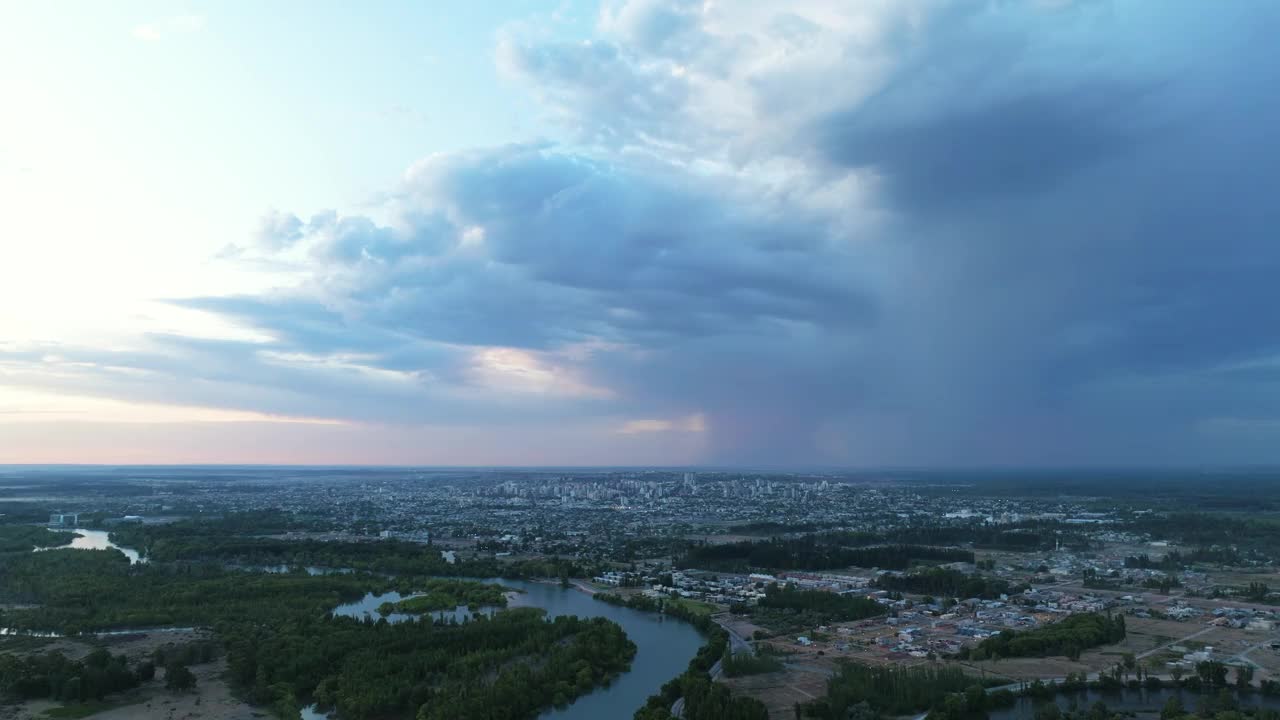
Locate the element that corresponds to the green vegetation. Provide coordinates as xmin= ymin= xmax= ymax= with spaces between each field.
xmin=966 ymin=612 xmax=1126 ymax=660
xmin=664 ymin=596 xmax=716 ymax=617
xmin=631 ymin=625 xmax=768 ymax=720
xmin=1125 ymin=547 xmax=1244 ymax=570
xmin=108 ymin=516 xmax=595 ymax=580
xmin=758 ymin=583 xmax=882 ymax=618
xmin=875 ymin=567 xmax=1012 ymax=599
xmin=1124 ymin=513 xmax=1280 ymax=563
xmin=376 ymin=579 xmax=511 ymax=614
xmin=721 ymin=647 xmax=783 ymax=677
xmin=797 ymin=662 xmax=986 ymax=718
xmin=730 ymin=583 xmax=883 ymax=634
xmin=0 ymin=648 xmax=147 ymax=704
xmin=283 ymin=609 xmax=635 ymax=720
xmin=0 ymin=525 xmax=74 ymax=552
xmin=164 ymin=663 xmax=196 ymax=692
xmin=680 ymin=538 xmax=974 ymax=573
xmin=0 ymin=535 xmax=637 ymax=719
xmin=591 ymin=592 xmax=768 ymax=719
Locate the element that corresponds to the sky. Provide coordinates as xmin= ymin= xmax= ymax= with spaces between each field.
xmin=1 ymin=0 xmax=1279 ymax=467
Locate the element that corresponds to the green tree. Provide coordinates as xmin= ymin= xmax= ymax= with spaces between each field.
xmin=165 ymin=663 xmax=197 ymax=692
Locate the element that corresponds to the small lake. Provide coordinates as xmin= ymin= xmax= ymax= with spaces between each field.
xmin=35 ymin=528 xmax=146 ymax=564
xmin=990 ymin=687 xmax=1280 ymax=720
xmin=313 ymin=580 xmax=705 ymax=720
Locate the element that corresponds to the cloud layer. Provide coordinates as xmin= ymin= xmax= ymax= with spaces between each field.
xmin=9 ymin=0 xmax=1280 ymax=465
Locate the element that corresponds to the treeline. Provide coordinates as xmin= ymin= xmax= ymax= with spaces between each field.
xmin=109 ymin=522 xmax=593 ymax=580
xmin=680 ymin=538 xmax=973 ymax=573
xmin=826 ymin=521 xmax=1091 ymax=552
xmin=875 ymin=568 xmax=1012 ymax=599
xmin=730 ymin=583 xmax=884 ymax=635
xmin=966 ymin=612 xmax=1125 ymax=660
xmin=757 ymin=584 xmax=883 ymax=619
xmin=0 ymin=548 xmax=390 ymax=634
xmin=1125 ymin=547 xmax=1243 ymax=570
xmin=721 ymin=648 xmax=783 ymax=677
xmin=593 ymin=592 xmax=716 ymax=632
xmin=924 ymin=663 xmax=1280 ymax=720
xmin=250 ymin=609 xmax=636 ymax=720
xmin=631 ymin=625 xmax=768 ymax=720
xmin=0 ymin=525 xmax=74 ymax=553
xmin=0 ymin=648 xmax=149 ymax=703
xmin=591 ymin=592 xmax=768 ymax=719
xmin=0 ymin=543 xmax=641 ymax=720
xmin=378 ymin=579 xmax=510 ymax=614
xmin=1123 ymin=514 xmax=1280 ymax=563
xmin=797 ymin=662 xmax=986 ymax=718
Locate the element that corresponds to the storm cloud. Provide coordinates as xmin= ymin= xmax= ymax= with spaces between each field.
xmin=9 ymin=0 xmax=1280 ymax=465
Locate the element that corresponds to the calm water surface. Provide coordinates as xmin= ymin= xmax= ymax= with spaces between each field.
xmin=990 ymin=688 xmax=1280 ymax=720
xmin=314 ymin=579 xmax=704 ymax=720
xmin=36 ymin=528 xmax=146 ymax=564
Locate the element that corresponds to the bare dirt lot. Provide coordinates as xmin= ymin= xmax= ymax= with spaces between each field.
xmin=722 ymin=655 xmax=840 ymax=720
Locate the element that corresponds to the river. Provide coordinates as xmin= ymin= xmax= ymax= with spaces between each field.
xmin=35 ymin=528 xmax=146 ymax=564
xmin=312 ymin=579 xmax=705 ymax=720
xmin=989 ymin=687 xmax=1280 ymax=720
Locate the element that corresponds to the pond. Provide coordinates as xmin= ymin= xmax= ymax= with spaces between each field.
xmin=311 ymin=579 xmax=705 ymax=720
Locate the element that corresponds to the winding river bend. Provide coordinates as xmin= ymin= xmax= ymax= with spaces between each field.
xmin=36 ymin=528 xmax=146 ymax=564
xmin=989 ymin=688 xmax=1280 ymax=720
xmin=23 ymin=536 xmax=701 ymax=720
xmin=321 ymin=579 xmax=705 ymax=720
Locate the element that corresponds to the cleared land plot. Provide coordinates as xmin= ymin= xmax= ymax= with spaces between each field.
xmin=722 ymin=659 xmax=836 ymax=720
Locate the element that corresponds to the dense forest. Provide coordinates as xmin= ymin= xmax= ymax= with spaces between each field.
xmin=756 ymin=584 xmax=884 ymax=619
xmin=253 ymin=609 xmax=636 ymax=720
xmin=0 ymin=648 xmax=148 ymax=703
xmin=0 ymin=546 xmax=635 ymax=719
xmin=0 ymin=525 xmax=74 ymax=552
xmin=966 ymin=612 xmax=1126 ymax=660
xmin=109 ymin=520 xmax=593 ymax=580
xmin=874 ymin=567 xmax=1013 ymax=599
xmin=729 ymin=583 xmax=884 ymax=635
xmin=1122 ymin=514 xmax=1280 ymax=563
xmin=377 ymin=579 xmax=511 ymax=614
xmin=680 ymin=538 xmax=973 ymax=572
xmin=797 ymin=662 xmax=987 ymax=718
xmin=717 ymin=520 xmax=1083 ymax=552
xmin=1125 ymin=547 xmax=1244 ymax=570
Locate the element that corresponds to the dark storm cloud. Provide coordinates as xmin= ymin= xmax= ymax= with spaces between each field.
xmin=818 ymin=85 xmax=1152 ymax=211
xmin=8 ymin=0 xmax=1280 ymax=464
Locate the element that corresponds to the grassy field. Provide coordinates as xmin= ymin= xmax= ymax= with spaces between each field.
xmin=667 ymin=596 xmax=717 ymax=617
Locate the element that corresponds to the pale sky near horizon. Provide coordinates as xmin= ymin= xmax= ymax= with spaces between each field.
xmin=3 ymin=1 xmax=1280 ymax=466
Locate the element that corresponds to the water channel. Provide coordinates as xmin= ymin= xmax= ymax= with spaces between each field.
xmin=36 ymin=527 xmax=146 ymax=564
xmin=309 ymin=579 xmax=705 ymax=720
xmin=23 ymin=535 xmax=702 ymax=719
xmin=988 ymin=687 xmax=1280 ymax=720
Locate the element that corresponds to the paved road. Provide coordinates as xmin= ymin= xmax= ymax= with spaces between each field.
xmin=672 ymin=616 xmax=754 ymax=717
